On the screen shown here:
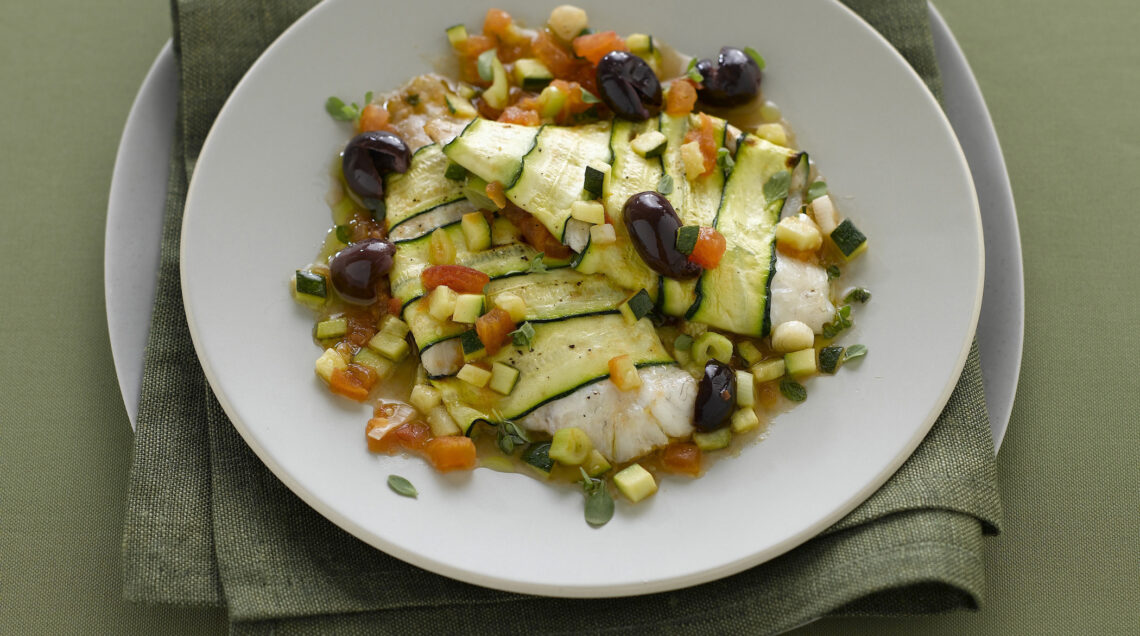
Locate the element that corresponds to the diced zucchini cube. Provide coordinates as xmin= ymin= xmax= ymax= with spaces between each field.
xmin=608 ymin=354 xmax=642 ymax=391
xmin=589 ymin=223 xmax=617 ymax=245
xmin=444 ymin=160 xmax=468 ymax=181
xmin=368 ymin=332 xmax=409 ymax=362
xmin=750 ymin=358 xmax=786 ymax=383
xmin=537 ymin=83 xmax=568 ymax=119
xmin=735 ymin=370 xmax=755 ymax=407
xmin=583 ymin=162 xmax=609 ymax=197
xmin=775 ymin=214 xmax=823 ymax=252
xmin=457 ymin=363 xmax=492 ymax=388
xmin=409 ymin=384 xmax=442 ymax=413
xmin=731 ymin=408 xmax=761 ymax=434
xmin=626 ymin=33 xmax=653 ymax=54
xmin=618 ymin=289 xmax=653 ymax=325
xmin=482 ymin=55 xmax=509 ymax=110
xmin=452 ymin=293 xmax=485 ymax=323
xmin=547 ymin=5 xmax=588 ymax=41
xmin=570 ymin=200 xmax=605 ymax=225
xmin=692 ymin=427 xmax=732 ymax=451
xmin=614 ymin=463 xmax=657 ymax=503
xmin=737 ymin=341 xmax=763 ymax=366
xmin=461 ymin=211 xmax=491 ymax=252
xmin=459 ymin=330 xmax=486 ymax=362
xmin=819 ymin=345 xmax=845 ymax=374
xmin=692 ymin=332 xmax=733 ymax=365
xmin=445 ymin=23 xmax=468 ymax=48
xmin=314 ymin=318 xmax=347 ymax=340
xmin=512 ymin=58 xmax=553 ymax=91
xmin=491 ymin=216 xmax=523 ymax=246
xmin=549 ymin=427 xmax=593 ymax=465
xmin=427 ymin=405 xmax=461 ymax=437
xmin=675 ymin=225 xmax=700 ymax=255
xmin=489 ymin=362 xmax=520 ymax=395
xmin=379 ymin=314 xmax=409 ymax=339
xmin=830 ymin=219 xmax=868 ymax=260
xmin=583 ymin=449 xmax=612 ymax=477
xmin=681 ymin=141 xmax=705 ymax=181
xmin=352 ymin=348 xmax=396 ymax=380
xmin=522 ymin=441 xmax=554 ymax=477
xmin=756 ymin=123 xmax=788 ymax=146
xmin=428 ymin=285 xmax=458 ymax=321
xmin=784 ymin=348 xmax=818 ymax=378
xmin=493 ymin=292 xmax=527 ymax=323
xmin=295 ymin=270 xmax=327 ymax=298
xmin=314 ymin=348 xmax=347 ymax=383
xmin=631 ymin=130 xmax=668 ymax=158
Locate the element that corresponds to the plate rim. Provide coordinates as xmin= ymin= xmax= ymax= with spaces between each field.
xmin=179 ymin=0 xmax=982 ymax=597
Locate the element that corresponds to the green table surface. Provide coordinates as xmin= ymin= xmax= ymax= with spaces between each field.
xmin=1 ymin=0 xmax=1136 ymax=633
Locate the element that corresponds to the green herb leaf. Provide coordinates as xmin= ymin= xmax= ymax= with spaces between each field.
xmin=743 ymin=46 xmax=766 ymax=70
xmin=580 ymin=88 xmax=602 ymax=104
xmin=405 ymin=93 xmax=420 ymax=106
xmin=843 ymin=344 xmax=868 ymax=362
xmin=578 ymin=469 xmax=614 ymax=527
xmin=657 ymin=174 xmax=674 ymax=195
xmin=763 ymin=170 xmax=791 ymax=202
xmin=844 ymin=287 xmax=872 ymax=303
xmin=364 ymin=91 xmax=373 ymax=105
xmin=335 ymin=225 xmax=352 ymax=244
xmin=685 ymin=58 xmax=704 ymax=84
xmin=496 ymin=419 xmax=529 ymax=454
xmin=476 ymin=48 xmax=497 ymax=82
xmin=826 ymin=264 xmax=841 ymax=280
xmin=674 ymin=333 xmax=693 ymax=352
xmin=527 ymin=253 xmax=547 ymax=273
xmin=325 ymin=96 xmax=359 ymax=121
xmin=510 ymin=321 xmax=536 ymax=347
xmin=822 ymin=323 xmax=839 ymax=339
xmin=716 ymin=147 xmax=735 ymax=176
xmin=779 ymin=378 xmax=807 ymax=402
xmin=387 ymin=475 xmax=418 ymax=498
xmin=806 ymin=180 xmax=828 ymax=202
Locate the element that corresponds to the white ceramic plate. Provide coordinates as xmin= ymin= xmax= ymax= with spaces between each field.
xmin=179 ymin=0 xmax=981 ymax=596
xmin=108 ymin=6 xmax=1022 ymax=443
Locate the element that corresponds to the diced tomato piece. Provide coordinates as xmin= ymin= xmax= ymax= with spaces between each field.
xmin=458 ymin=34 xmax=497 ymax=85
xmin=344 ymin=309 xmax=378 ymax=347
xmin=500 ymin=202 xmax=572 ymax=259
xmin=476 ymin=307 xmax=516 ymax=355
xmin=329 ymin=364 xmax=374 ymax=402
xmin=483 ymin=8 xmax=513 ymax=39
xmin=661 ymin=442 xmax=702 ymax=476
xmin=664 ymin=80 xmax=698 ymax=116
xmin=689 ymin=227 xmax=727 ymax=269
xmin=571 ymin=31 xmax=627 ymax=65
xmin=421 ymin=265 xmax=491 ymax=294
xmin=425 ymin=436 xmax=477 ymax=472
xmin=365 ymin=417 xmax=401 ymax=453
xmin=356 ymin=103 xmax=389 ymax=133
xmin=387 ymin=297 xmax=404 ymax=316
xmin=684 ymin=113 xmax=718 ymax=176
xmin=498 ymin=105 xmax=541 ymax=126
xmin=485 ymin=180 xmax=507 ymax=209
xmin=532 ymin=30 xmax=576 ymax=78
xmin=371 ymin=420 xmax=432 ymax=455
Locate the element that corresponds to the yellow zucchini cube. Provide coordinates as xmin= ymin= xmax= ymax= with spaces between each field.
xmin=613 ymin=463 xmax=657 ymax=503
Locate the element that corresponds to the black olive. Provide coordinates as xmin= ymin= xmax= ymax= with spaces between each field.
xmin=693 ymin=360 xmax=736 ymax=432
xmin=622 ymin=191 xmax=701 ymax=279
xmin=695 ymin=47 xmax=762 ymax=107
xmin=595 ymin=51 xmax=662 ymax=121
xmin=341 ymin=130 xmax=411 ymax=210
xmin=328 ymin=238 xmax=396 ymax=304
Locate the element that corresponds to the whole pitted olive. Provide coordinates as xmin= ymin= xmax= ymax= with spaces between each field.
xmin=693 ymin=360 xmax=737 ymax=432
xmin=329 ymin=238 xmax=396 ymax=304
xmin=695 ymin=47 xmax=762 ymax=107
xmin=623 ymin=191 xmax=702 ymax=279
xmin=596 ymin=51 xmax=663 ymax=121
xmin=341 ymin=130 xmax=411 ymax=210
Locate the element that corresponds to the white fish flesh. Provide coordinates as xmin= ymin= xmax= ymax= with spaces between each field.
xmin=521 ymin=364 xmax=696 ymax=463
xmin=768 ymin=253 xmax=835 ymax=334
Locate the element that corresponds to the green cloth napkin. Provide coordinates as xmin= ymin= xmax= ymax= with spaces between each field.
xmin=123 ymin=1 xmax=1002 ymax=632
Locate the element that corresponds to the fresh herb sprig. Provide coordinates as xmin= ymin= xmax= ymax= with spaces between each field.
xmin=578 ymin=468 xmax=615 ymax=527
xmin=496 ymin=420 xmax=530 ymax=455
xmin=387 ymin=475 xmax=418 ymax=498
xmin=325 ymin=91 xmax=373 ymax=122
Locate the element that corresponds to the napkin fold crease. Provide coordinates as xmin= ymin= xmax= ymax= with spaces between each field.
xmin=122 ymin=1 xmax=1002 ymax=632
